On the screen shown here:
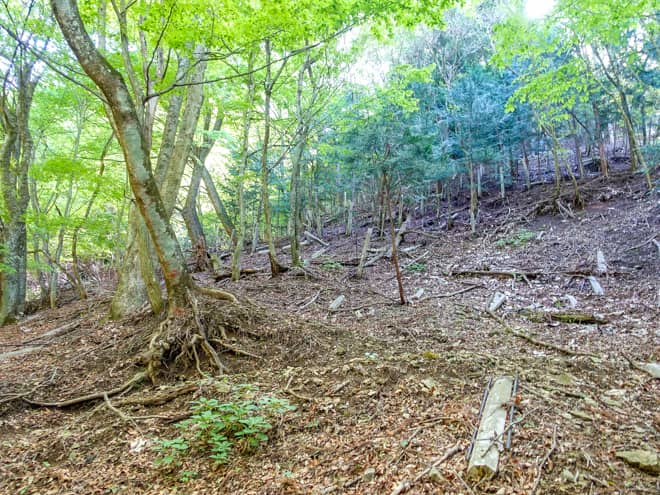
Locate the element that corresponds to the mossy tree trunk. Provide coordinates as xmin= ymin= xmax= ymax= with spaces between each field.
xmin=0 ymin=50 xmax=38 ymax=325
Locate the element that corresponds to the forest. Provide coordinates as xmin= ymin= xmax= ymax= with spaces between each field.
xmin=0 ymin=0 xmax=658 ymax=493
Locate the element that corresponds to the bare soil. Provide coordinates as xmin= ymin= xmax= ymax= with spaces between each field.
xmin=1 ymin=172 xmax=658 ymax=495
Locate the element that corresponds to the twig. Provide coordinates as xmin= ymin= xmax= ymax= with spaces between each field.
xmin=298 ymin=289 xmax=321 ymax=310
xmin=390 ymin=427 xmax=423 ymax=466
xmin=210 ymin=338 xmax=263 ymax=360
xmin=419 ymin=285 xmax=483 ymax=302
xmin=530 ymin=425 xmax=558 ymax=495
xmin=23 ymin=371 xmax=147 ymax=408
xmin=486 ymin=311 xmax=598 ymax=358
xmin=450 ymin=467 xmax=476 ymax=495
xmin=103 ymin=393 xmax=135 ymax=425
xmin=620 ymin=233 xmax=658 ymax=253
xmin=390 ymin=443 xmax=463 ymax=495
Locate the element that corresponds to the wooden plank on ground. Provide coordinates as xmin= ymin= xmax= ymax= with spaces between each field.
xmin=467 ymin=375 xmax=514 ymax=480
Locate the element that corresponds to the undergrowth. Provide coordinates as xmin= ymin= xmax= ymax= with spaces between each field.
xmin=495 ymin=229 xmax=536 ymax=248
xmin=152 ymin=384 xmax=296 ymax=473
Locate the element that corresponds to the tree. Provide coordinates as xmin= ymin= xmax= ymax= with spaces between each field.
xmin=0 ymin=0 xmax=45 ymax=324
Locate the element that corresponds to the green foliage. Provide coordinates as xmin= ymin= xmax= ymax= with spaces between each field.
xmin=405 ymin=262 xmax=427 ymax=273
xmin=320 ymin=259 xmax=343 ymax=271
xmin=152 ymin=393 xmax=295 ymax=469
xmin=495 ymin=229 xmax=536 ymax=248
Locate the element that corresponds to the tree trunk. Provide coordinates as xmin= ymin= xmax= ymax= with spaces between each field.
xmin=110 ymin=51 xmax=189 ymax=317
xmin=289 ymin=52 xmax=312 ymax=268
xmin=231 ymin=52 xmax=255 ymax=281
xmin=469 ymin=157 xmax=478 ymax=233
xmin=384 ymin=174 xmax=406 ymax=305
xmin=181 ymin=161 xmax=206 ymax=250
xmin=591 ymin=101 xmax=608 ymax=178
xmin=0 ymin=54 xmax=37 ymax=325
xmin=571 ymin=116 xmax=584 ymax=178
xmin=260 ymin=39 xmax=286 ymax=276
xmin=520 ymin=140 xmax=531 ymax=189
xmin=52 ymin=0 xmax=194 ymax=314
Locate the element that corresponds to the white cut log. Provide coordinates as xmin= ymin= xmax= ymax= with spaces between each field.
xmin=329 ymin=295 xmax=345 ymax=311
xmin=356 ymin=228 xmax=373 ymax=278
xmin=596 ymin=249 xmax=607 ymax=275
xmin=587 ymin=276 xmax=604 ymax=295
xmin=304 ymin=230 xmax=329 ymax=247
xmin=487 ymin=292 xmax=507 ymax=312
xmin=467 ymin=376 xmax=514 ymax=481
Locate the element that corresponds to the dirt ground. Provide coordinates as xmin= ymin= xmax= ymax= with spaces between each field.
xmin=1 ymin=171 xmax=658 ymax=494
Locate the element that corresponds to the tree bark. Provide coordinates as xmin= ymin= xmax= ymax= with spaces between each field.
xmin=0 ymin=53 xmax=37 ymax=325
xmin=260 ymin=39 xmax=286 ymax=276
xmin=591 ymin=101 xmax=608 ymax=178
xmin=52 ymin=0 xmax=194 ymax=314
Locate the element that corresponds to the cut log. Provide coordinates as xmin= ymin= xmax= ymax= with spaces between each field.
xmin=467 ymin=376 xmax=514 ymax=481
xmin=329 ymin=295 xmax=345 ymax=311
xmin=596 ymin=249 xmax=607 ymax=275
xmin=451 ymin=269 xmax=540 ymax=279
xmin=520 ymin=310 xmax=607 ymax=325
xmin=364 ymin=218 xmax=409 ymax=267
xmin=587 ymin=276 xmax=605 ymax=295
xmin=356 ymin=227 xmax=373 ymax=278
xmin=304 ymin=230 xmax=329 ymax=247
xmin=487 ymin=292 xmax=507 ymax=312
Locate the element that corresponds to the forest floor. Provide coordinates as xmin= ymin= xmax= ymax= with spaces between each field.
xmin=1 ymin=171 xmax=658 ymax=495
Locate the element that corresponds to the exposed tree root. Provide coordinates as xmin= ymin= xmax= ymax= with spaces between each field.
xmin=213 ymin=268 xmax=263 ymax=281
xmin=23 ymin=371 xmax=147 ymax=408
xmin=193 ymin=283 xmax=238 ymax=303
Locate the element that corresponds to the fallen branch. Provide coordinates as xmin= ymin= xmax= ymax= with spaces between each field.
xmin=418 ymin=285 xmax=483 ymax=302
xmin=213 ymin=268 xmax=263 ymax=281
xmin=450 ymin=269 xmax=541 ymax=280
xmin=304 ymin=230 xmax=329 ymax=247
xmin=390 ymin=443 xmax=463 ymax=495
xmin=530 ymin=425 xmax=558 ymax=495
xmin=298 ymin=290 xmax=321 ymax=310
xmin=23 ymin=371 xmax=147 ymax=408
xmin=112 ymin=382 xmax=198 ymax=407
xmin=210 ymin=338 xmax=263 ymax=360
xmin=407 ymin=229 xmax=445 ymax=240
xmin=365 ymin=217 xmax=409 ymax=268
xmin=487 ymin=311 xmax=598 ymax=358
xmin=620 ymin=233 xmax=658 ymax=254
xmin=520 ymin=310 xmax=608 ymax=325
xmin=193 ymin=284 xmax=238 ymax=303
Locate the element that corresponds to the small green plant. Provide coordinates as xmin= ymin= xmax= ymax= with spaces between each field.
xmin=321 ymin=259 xmax=343 ymax=271
xmin=405 ymin=262 xmax=427 ymax=273
xmin=179 ymin=470 xmax=198 ymax=482
xmin=152 ymin=436 xmax=189 ymax=467
xmin=152 ymin=392 xmax=296 ymax=469
xmin=495 ymin=229 xmax=536 ymax=248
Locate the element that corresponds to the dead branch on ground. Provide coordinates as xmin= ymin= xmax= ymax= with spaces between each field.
xmin=23 ymin=371 xmax=147 ymax=408
xmin=530 ymin=425 xmax=558 ymax=495
xmin=487 ymin=311 xmax=598 ymax=358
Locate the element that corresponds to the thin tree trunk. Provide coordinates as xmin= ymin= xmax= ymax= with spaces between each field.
xmin=260 ymin=39 xmax=286 ymax=276
xmin=592 ymin=101 xmax=608 ymax=178
xmin=384 ymin=174 xmax=405 ymax=305
xmin=232 ymin=51 xmax=256 ymax=281
xmin=521 ymin=140 xmax=531 ymax=189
